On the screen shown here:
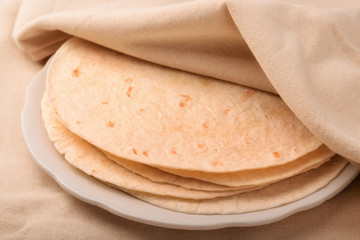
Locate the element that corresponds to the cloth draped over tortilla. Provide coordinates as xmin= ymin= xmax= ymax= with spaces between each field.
xmin=12 ymin=0 xmax=360 ymax=166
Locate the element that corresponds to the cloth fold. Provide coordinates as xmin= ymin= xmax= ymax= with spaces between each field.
xmin=12 ymin=0 xmax=360 ymax=165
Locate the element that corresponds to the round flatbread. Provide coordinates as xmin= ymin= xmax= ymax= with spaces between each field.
xmin=41 ymin=93 xmax=258 ymax=199
xmin=42 ymin=94 xmax=347 ymax=214
xmin=47 ymin=38 xmax=322 ymax=173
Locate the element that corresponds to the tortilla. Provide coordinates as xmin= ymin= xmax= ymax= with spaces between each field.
xmin=42 ymin=93 xmax=347 ymax=214
xmin=105 ymin=145 xmax=333 ymax=188
xmin=129 ymin=157 xmax=347 ymax=214
xmin=41 ymin=93 xmax=260 ymax=199
xmin=47 ymin=37 xmax=322 ymax=173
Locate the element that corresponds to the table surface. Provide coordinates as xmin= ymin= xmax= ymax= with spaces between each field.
xmin=1 ymin=1 xmax=360 ymax=239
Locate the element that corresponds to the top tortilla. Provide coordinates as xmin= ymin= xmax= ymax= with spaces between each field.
xmin=47 ymin=37 xmax=322 ymax=172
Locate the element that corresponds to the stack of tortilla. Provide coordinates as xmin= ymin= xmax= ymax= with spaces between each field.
xmin=41 ymin=38 xmax=347 ymax=215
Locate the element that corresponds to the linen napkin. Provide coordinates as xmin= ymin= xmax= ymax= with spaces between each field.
xmin=12 ymin=0 xmax=360 ymax=165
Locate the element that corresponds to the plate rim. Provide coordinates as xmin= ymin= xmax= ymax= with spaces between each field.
xmin=21 ymin=63 xmax=359 ymax=230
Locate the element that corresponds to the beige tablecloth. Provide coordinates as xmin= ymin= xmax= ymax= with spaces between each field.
xmin=1 ymin=0 xmax=360 ymax=238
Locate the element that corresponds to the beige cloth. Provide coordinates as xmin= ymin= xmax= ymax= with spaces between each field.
xmin=1 ymin=0 xmax=360 ymax=238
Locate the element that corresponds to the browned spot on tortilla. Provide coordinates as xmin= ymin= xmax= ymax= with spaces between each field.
xmin=78 ymin=155 xmax=82 ymax=158
xmin=107 ymin=121 xmax=115 ymax=128
xmin=91 ymin=169 xmax=96 ymax=173
xmin=178 ymin=94 xmax=192 ymax=108
xmin=294 ymin=148 xmax=298 ymax=152
xmin=242 ymin=89 xmax=256 ymax=102
xmin=211 ymin=161 xmax=224 ymax=167
xmin=246 ymin=141 xmax=250 ymax=145
xmin=126 ymin=86 xmax=134 ymax=97
xmin=132 ymin=149 xmax=138 ymax=155
xmin=137 ymin=108 xmax=144 ymax=113
xmin=180 ymin=94 xmax=192 ymax=101
xmin=72 ymin=68 xmax=80 ymax=77
xmin=224 ymin=108 xmax=230 ymax=115
xmin=101 ymin=101 xmax=109 ymax=104
xmin=179 ymin=101 xmax=186 ymax=108
xmin=202 ymin=122 xmax=209 ymax=129
xmin=76 ymin=121 xmax=81 ymax=124
xmin=171 ymin=150 xmax=177 ymax=155
xmin=143 ymin=151 xmax=149 ymax=157
xmin=273 ymin=152 xmax=281 ymax=158
xmin=125 ymin=78 xmax=133 ymax=84
xmin=197 ymin=144 xmax=205 ymax=149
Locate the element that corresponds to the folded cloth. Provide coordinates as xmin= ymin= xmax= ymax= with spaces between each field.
xmin=12 ymin=0 xmax=360 ymax=165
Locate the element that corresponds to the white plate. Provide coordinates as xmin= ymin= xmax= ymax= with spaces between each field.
xmin=22 ymin=63 xmax=358 ymax=230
